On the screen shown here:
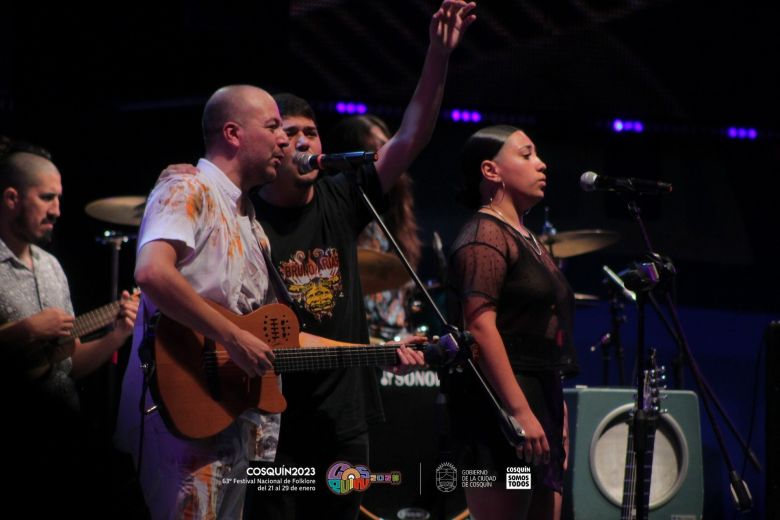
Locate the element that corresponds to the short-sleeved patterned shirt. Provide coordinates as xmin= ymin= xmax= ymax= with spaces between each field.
xmin=0 ymin=236 xmax=78 ymax=410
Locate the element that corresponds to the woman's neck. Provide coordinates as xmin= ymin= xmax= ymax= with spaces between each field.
xmin=481 ymin=198 xmax=526 ymax=232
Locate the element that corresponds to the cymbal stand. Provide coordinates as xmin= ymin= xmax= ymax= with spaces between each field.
xmin=602 ymin=264 xmax=635 ymax=386
xmin=97 ymin=230 xmax=136 ymax=301
xmin=96 ymin=230 xmax=136 ymax=419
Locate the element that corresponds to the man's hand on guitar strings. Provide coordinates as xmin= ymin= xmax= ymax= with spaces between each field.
xmin=385 ymin=335 xmax=427 ymax=375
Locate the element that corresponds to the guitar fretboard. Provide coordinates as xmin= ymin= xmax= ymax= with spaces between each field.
xmin=620 ymin=426 xmax=658 ymax=520
xmin=272 ymin=345 xmax=404 ymax=372
xmin=72 ymin=301 xmax=120 ymax=338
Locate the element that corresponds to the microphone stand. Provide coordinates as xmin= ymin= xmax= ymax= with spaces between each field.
xmin=619 ymin=196 xmax=754 ymax=513
xmin=607 ymin=292 xmax=628 ymax=386
xmin=348 ymin=166 xmax=526 ymax=450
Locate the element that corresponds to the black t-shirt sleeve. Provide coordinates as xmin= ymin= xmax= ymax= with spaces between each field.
xmin=451 ymin=241 xmax=508 ymax=306
xmin=449 ymin=217 xmax=513 ymax=322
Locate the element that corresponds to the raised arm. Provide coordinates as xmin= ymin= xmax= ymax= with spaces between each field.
xmin=376 ymin=0 xmax=476 ymax=193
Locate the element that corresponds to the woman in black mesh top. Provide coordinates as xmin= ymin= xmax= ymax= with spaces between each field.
xmin=445 ymin=125 xmax=578 ymax=519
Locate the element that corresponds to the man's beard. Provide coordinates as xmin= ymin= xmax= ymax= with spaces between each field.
xmin=15 ymin=213 xmax=55 ymax=245
xmin=36 ymin=228 xmax=54 ymax=245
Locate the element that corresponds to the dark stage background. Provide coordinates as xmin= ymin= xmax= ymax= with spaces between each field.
xmin=2 ymin=1 xmax=777 ymax=518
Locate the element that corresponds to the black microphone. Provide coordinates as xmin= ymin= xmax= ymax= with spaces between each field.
xmin=293 ymin=151 xmax=378 ymax=174
xmin=580 ymin=171 xmax=672 ymax=195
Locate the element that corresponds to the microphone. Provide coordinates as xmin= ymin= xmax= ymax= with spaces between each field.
xmin=293 ymin=151 xmax=378 ymax=174
xmin=432 ymin=231 xmax=448 ymax=281
xmin=580 ymin=171 xmax=672 ymax=195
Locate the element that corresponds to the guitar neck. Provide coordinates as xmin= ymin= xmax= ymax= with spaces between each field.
xmin=620 ymin=422 xmax=658 ymax=520
xmin=273 ymin=344 xmax=425 ymax=372
xmin=71 ymin=301 xmax=121 ymax=339
xmin=620 ymin=425 xmax=637 ymax=520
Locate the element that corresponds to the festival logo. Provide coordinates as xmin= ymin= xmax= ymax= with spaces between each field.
xmin=279 ymin=248 xmax=343 ymax=320
xmin=325 ymin=461 xmax=401 ymax=495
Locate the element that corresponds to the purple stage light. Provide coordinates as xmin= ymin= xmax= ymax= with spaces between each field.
xmin=336 ymin=102 xmax=346 ymax=113
xmin=471 ymin=111 xmax=482 ymax=122
xmin=451 ymin=109 xmax=461 ymax=122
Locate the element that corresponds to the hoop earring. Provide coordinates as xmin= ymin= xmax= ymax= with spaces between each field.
xmin=493 ymin=180 xmax=506 ymax=205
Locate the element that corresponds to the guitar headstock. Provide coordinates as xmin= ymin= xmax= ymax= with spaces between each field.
xmin=642 ymin=348 xmax=667 ymax=417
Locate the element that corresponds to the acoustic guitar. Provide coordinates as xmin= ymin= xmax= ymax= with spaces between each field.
xmin=151 ymin=300 xmax=459 ymax=440
xmin=14 ymin=293 xmax=139 ymax=380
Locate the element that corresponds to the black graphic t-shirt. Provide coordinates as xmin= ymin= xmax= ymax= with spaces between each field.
xmin=252 ymin=167 xmax=387 ymax=441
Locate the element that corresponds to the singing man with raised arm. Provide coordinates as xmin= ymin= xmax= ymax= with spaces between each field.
xmin=247 ymin=3 xmax=476 ymax=519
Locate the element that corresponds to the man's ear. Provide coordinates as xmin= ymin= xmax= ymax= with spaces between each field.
xmin=223 ymin=122 xmax=241 ymax=148
xmin=2 ymin=187 xmax=20 ymax=211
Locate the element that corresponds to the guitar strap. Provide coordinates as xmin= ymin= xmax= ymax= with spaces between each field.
xmin=255 ymin=232 xmax=305 ymax=323
xmin=136 ymin=297 xmax=160 ymax=479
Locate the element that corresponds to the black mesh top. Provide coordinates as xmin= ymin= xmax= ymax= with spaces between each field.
xmin=448 ymin=212 xmax=578 ymax=375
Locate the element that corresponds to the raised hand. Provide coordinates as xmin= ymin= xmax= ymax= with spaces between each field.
xmin=429 ymin=0 xmax=477 ymax=53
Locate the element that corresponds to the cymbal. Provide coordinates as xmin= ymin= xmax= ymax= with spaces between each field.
xmin=574 ymin=292 xmax=600 ymax=306
xmin=539 ymin=229 xmax=619 ymax=258
xmin=85 ymin=196 xmax=146 ymax=226
xmin=357 ymin=248 xmax=410 ymax=295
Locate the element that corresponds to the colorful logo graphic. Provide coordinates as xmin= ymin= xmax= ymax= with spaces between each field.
xmin=279 ymin=248 xmax=343 ymax=321
xmin=326 ymin=461 xmax=401 ymax=495
xmin=435 ymin=462 xmax=458 ymax=493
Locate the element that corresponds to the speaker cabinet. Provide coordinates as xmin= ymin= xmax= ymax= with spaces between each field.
xmin=767 ymin=321 xmax=780 ymax=520
xmin=564 ymin=387 xmax=703 ymax=520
